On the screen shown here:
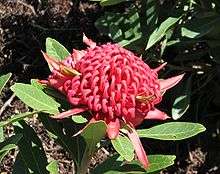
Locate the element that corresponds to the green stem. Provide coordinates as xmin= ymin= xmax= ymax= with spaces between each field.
xmin=77 ymin=158 xmax=89 ymax=174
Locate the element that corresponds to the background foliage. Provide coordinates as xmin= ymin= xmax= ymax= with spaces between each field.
xmin=0 ymin=0 xmax=219 ymax=173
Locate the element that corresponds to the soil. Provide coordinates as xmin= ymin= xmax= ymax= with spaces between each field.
xmin=0 ymin=0 xmax=220 ymax=174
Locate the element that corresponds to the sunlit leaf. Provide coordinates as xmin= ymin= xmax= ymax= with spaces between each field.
xmin=138 ymin=122 xmax=206 ymax=140
xmin=181 ymin=27 xmax=202 ymax=38
xmin=80 ymin=121 xmax=107 ymax=173
xmin=0 ymin=73 xmax=12 ymax=93
xmin=31 ymin=79 xmax=70 ymax=110
xmin=46 ymin=38 xmax=70 ymax=61
xmin=100 ymin=0 xmax=130 ymax=6
xmin=181 ymin=14 xmax=220 ymax=39
xmin=95 ymin=9 xmax=143 ymax=51
xmin=111 ymin=134 xmax=134 ymax=161
xmin=31 ymin=79 xmax=45 ymax=90
xmin=140 ymin=0 xmax=159 ymax=37
xmin=172 ymin=76 xmax=191 ymax=120
xmin=0 ymin=112 xmax=38 ymax=128
xmin=72 ymin=115 xmax=88 ymax=124
xmin=0 ymin=134 xmax=22 ymax=162
xmin=146 ymin=155 xmax=176 ymax=173
xmin=81 ymin=121 xmax=106 ymax=148
xmin=11 ymin=83 xmax=60 ymax=114
xmin=46 ymin=160 xmax=59 ymax=174
xmin=92 ymin=154 xmax=175 ymax=174
xmin=14 ymin=121 xmax=49 ymax=174
xmin=146 ymin=16 xmax=181 ymax=50
xmin=0 ymin=127 xmax=3 ymax=142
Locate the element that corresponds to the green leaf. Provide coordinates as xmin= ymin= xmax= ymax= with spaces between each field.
xmin=92 ymin=155 xmax=175 ymax=174
xmin=99 ymin=0 xmax=130 ymax=6
xmin=91 ymin=155 xmax=123 ymax=174
xmin=118 ymin=157 xmax=174 ymax=174
xmin=0 ymin=73 xmax=12 ymax=93
xmin=138 ymin=122 xmax=206 ymax=140
xmin=92 ymin=155 xmax=145 ymax=174
xmin=0 ymin=134 xmax=23 ymax=162
xmin=146 ymin=16 xmax=181 ymax=50
xmin=181 ymin=14 xmax=220 ymax=39
xmin=111 ymin=134 xmax=134 ymax=161
xmin=139 ymin=0 xmax=159 ymax=37
xmin=31 ymin=80 xmax=69 ymax=109
xmin=147 ymin=155 xmax=176 ymax=173
xmin=172 ymin=96 xmax=190 ymax=119
xmin=0 ymin=112 xmax=38 ymax=128
xmin=72 ymin=115 xmax=88 ymax=124
xmin=39 ymin=114 xmax=83 ymax=166
xmin=46 ymin=38 xmax=70 ymax=61
xmin=81 ymin=121 xmax=107 ymax=149
xmin=12 ymin=152 xmax=30 ymax=174
xmin=11 ymin=83 xmax=60 ymax=114
xmin=0 ymin=127 xmax=4 ymax=142
xmin=80 ymin=121 xmax=107 ymax=173
xmin=95 ymin=8 xmax=143 ymax=51
xmin=181 ymin=27 xmax=203 ymax=39
xmin=46 ymin=160 xmax=59 ymax=174
xmin=31 ymin=79 xmax=45 ymax=90
xmin=14 ymin=121 xmax=49 ymax=174
xmin=172 ymin=77 xmax=191 ymax=120
xmin=40 ymin=115 xmax=106 ymax=173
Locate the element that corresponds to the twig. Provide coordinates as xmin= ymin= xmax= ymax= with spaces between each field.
xmin=101 ymin=147 xmax=110 ymax=156
xmin=17 ymin=0 xmax=37 ymax=16
xmin=31 ymin=23 xmax=80 ymax=31
xmin=0 ymin=94 xmax=16 ymax=116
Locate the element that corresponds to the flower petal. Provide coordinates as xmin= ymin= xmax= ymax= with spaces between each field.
xmin=145 ymin=108 xmax=170 ymax=120
xmin=41 ymin=51 xmax=60 ymax=70
xmin=42 ymin=51 xmax=81 ymax=76
xmin=72 ymin=49 xmax=86 ymax=62
xmin=60 ymin=65 xmax=81 ymax=76
xmin=125 ymin=110 xmax=145 ymax=127
xmin=160 ymin=74 xmax=184 ymax=92
xmin=153 ymin=62 xmax=167 ymax=72
xmin=83 ymin=33 xmax=96 ymax=48
xmin=126 ymin=127 xmax=149 ymax=168
xmin=53 ymin=107 xmax=88 ymax=119
xmin=106 ymin=118 xmax=120 ymax=139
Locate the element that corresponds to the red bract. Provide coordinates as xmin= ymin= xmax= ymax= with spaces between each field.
xmin=40 ymin=35 xmax=184 ymax=168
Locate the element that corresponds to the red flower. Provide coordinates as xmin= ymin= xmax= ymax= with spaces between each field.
xmin=41 ymin=35 xmax=184 ymax=168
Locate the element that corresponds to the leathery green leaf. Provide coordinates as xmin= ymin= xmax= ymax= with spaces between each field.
xmin=111 ymin=134 xmax=134 ymax=161
xmin=11 ymin=83 xmax=60 ymax=114
xmin=138 ymin=122 xmax=206 ymax=140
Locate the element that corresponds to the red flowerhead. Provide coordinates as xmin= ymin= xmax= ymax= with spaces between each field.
xmin=40 ymin=35 xmax=184 ymax=168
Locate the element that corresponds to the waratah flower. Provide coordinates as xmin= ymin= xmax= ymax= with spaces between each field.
xmin=40 ymin=35 xmax=184 ymax=168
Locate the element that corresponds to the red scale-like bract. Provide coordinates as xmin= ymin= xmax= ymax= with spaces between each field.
xmin=41 ymin=35 xmax=184 ymax=169
xmin=62 ymin=44 xmax=160 ymax=124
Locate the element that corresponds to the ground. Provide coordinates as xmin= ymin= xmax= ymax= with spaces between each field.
xmin=0 ymin=0 xmax=220 ymax=174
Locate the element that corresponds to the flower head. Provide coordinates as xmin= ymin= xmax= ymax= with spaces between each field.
xmin=41 ymin=35 xmax=184 ymax=168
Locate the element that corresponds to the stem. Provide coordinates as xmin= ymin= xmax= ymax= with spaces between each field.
xmin=0 ymin=94 xmax=15 ymax=116
xmin=77 ymin=159 xmax=89 ymax=174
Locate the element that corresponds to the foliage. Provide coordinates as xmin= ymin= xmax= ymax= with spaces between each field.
xmin=0 ymin=0 xmax=213 ymax=173
xmin=95 ymin=0 xmax=220 ymax=126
